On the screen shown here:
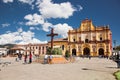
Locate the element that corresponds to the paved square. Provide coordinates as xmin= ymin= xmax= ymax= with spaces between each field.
xmin=0 ymin=57 xmax=119 ymax=80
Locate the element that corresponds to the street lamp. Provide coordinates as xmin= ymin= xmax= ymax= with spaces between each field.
xmin=113 ymin=40 xmax=116 ymax=50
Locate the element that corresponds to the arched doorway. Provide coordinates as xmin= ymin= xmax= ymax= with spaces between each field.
xmin=83 ymin=47 xmax=90 ymax=56
xmin=98 ymin=48 xmax=104 ymax=56
xmin=72 ymin=49 xmax=76 ymax=56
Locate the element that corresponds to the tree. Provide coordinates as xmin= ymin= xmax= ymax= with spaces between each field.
xmin=115 ymin=45 xmax=120 ymax=51
xmin=46 ymin=47 xmax=62 ymax=55
xmin=46 ymin=47 xmax=52 ymax=55
xmin=65 ymin=50 xmax=70 ymax=58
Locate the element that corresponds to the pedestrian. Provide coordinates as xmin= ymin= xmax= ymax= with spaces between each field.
xmin=89 ymin=55 xmax=91 ymax=60
xmin=44 ymin=54 xmax=48 ymax=64
xmin=18 ymin=53 xmax=22 ymax=60
xmin=19 ymin=53 xmax=22 ymax=60
xmin=24 ymin=53 xmax=27 ymax=64
xmin=49 ymin=55 xmax=53 ymax=64
xmin=17 ymin=53 xmax=20 ymax=60
xmin=15 ymin=57 xmax=18 ymax=62
xmin=29 ymin=53 xmax=32 ymax=64
xmin=116 ymin=54 xmax=120 ymax=68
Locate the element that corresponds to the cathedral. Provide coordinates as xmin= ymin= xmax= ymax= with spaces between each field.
xmin=49 ymin=19 xmax=112 ymax=57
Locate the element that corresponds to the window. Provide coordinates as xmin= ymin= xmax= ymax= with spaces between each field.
xmin=39 ymin=47 xmax=41 ymax=50
xmin=73 ymin=39 xmax=75 ymax=42
xmin=36 ymin=46 xmax=38 ymax=49
xmin=72 ymin=36 xmax=75 ymax=42
xmin=85 ymin=39 xmax=89 ymax=43
xmin=100 ymin=34 xmax=102 ymax=41
xmin=43 ymin=46 xmax=44 ymax=50
xmin=33 ymin=46 xmax=34 ymax=49
xmin=30 ymin=47 xmax=31 ymax=50
xmin=62 ymin=45 xmax=64 ymax=50
xmin=100 ymin=37 xmax=102 ymax=41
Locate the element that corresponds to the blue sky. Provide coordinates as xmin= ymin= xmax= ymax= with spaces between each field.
xmin=0 ymin=0 xmax=120 ymax=46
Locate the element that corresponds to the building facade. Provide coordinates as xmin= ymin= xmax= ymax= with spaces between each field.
xmin=11 ymin=43 xmax=48 ymax=56
xmin=0 ymin=48 xmax=8 ymax=56
xmin=49 ymin=19 xmax=112 ymax=57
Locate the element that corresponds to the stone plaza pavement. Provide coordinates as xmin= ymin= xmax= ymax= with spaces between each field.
xmin=0 ymin=56 xmax=120 ymax=80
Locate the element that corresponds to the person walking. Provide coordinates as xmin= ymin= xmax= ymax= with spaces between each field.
xmin=29 ymin=53 xmax=32 ymax=64
xmin=89 ymin=55 xmax=91 ymax=60
xmin=116 ymin=54 xmax=120 ymax=68
xmin=24 ymin=53 xmax=27 ymax=64
xmin=49 ymin=55 xmax=53 ymax=64
xmin=44 ymin=54 xmax=48 ymax=64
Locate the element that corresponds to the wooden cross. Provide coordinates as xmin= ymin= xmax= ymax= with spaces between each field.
xmin=47 ymin=28 xmax=58 ymax=49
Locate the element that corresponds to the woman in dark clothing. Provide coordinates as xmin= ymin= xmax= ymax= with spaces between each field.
xmin=29 ymin=53 xmax=32 ymax=63
xmin=116 ymin=54 xmax=120 ymax=68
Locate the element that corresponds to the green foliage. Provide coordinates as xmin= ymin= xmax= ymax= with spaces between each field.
xmin=46 ymin=47 xmax=52 ymax=55
xmin=46 ymin=47 xmax=62 ymax=55
xmin=65 ymin=50 xmax=70 ymax=58
xmin=115 ymin=45 xmax=120 ymax=51
xmin=114 ymin=70 xmax=120 ymax=80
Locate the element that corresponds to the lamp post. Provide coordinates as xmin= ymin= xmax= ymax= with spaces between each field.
xmin=113 ymin=40 xmax=116 ymax=50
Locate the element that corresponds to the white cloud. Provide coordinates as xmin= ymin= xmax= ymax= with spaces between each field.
xmin=36 ymin=27 xmax=40 ymax=30
xmin=24 ymin=13 xmax=44 ymax=26
xmin=29 ymin=38 xmax=47 ymax=44
xmin=18 ymin=0 xmax=35 ymax=9
xmin=17 ymin=38 xmax=47 ymax=44
xmin=24 ymin=14 xmax=34 ymax=21
xmin=18 ymin=27 xmax=23 ymax=33
xmin=42 ymin=22 xmax=52 ymax=32
xmin=0 ymin=31 xmax=22 ymax=44
xmin=30 ymin=27 xmax=35 ymax=30
xmin=77 ymin=5 xmax=83 ymax=11
xmin=20 ymin=31 xmax=34 ymax=42
xmin=2 ymin=0 xmax=13 ymax=3
xmin=3 ymin=0 xmax=35 ymax=9
xmin=30 ymin=27 xmax=40 ymax=31
xmin=2 ymin=23 xmax=10 ymax=27
xmin=23 ymin=0 xmax=76 ymax=37
xmin=0 ymin=28 xmax=46 ymax=45
xmin=37 ymin=0 xmax=76 ymax=19
xmin=18 ymin=22 xmax=24 ymax=25
xmin=18 ymin=0 xmax=34 ymax=5
xmin=53 ymin=23 xmax=73 ymax=38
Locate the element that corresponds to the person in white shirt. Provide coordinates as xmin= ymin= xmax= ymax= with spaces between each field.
xmin=44 ymin=55 xmax=48 ymax=64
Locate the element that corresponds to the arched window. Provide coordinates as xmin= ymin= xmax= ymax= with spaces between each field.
xmin=62 ymin=45 xmax=64 ymax=50
xmin=72 ymin=36 xmax=75 ymax=42
xmin=85 ymin=39 xmax=89 ymax=43
xmin=100 ymin=34 xmax=102 ymax=41
xmin=73 ymin=39 xmax=75 ymax=42
xmin=100 ymin=37 xmax=102 ymax=41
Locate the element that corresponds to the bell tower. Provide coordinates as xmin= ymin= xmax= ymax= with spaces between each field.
xmin=79 ymin=18 xmax=95 ymax=31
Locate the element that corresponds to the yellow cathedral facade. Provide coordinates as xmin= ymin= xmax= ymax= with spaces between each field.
xmin=48 ymin=19 xmax=112 ymax=57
